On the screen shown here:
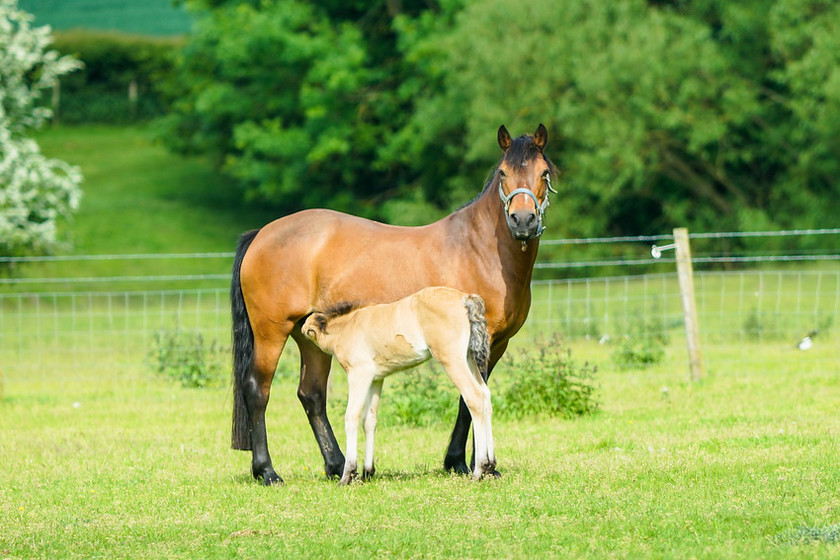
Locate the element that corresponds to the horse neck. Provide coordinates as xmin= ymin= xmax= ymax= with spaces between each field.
xmin=450 ymin=176 xmax=540 ymax=282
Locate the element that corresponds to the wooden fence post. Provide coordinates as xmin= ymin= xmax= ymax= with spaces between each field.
xmin=674 ymin=227 xmax=704 ymax=381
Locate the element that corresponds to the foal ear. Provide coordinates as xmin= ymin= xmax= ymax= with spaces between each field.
xmin=497 ymin=125 xmax=512 ymax=152
xmin=533 ymin=123 xmax=548 ymax=151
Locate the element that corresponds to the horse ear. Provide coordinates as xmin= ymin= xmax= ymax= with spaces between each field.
xmin=498 ymin=125 xmax=512 ymax=152
xmin=534 ymin=123 xmax=548 ymax=151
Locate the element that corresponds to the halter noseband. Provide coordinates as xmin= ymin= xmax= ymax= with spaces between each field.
xmin=498 ymin=174 xmax=557 ymax=237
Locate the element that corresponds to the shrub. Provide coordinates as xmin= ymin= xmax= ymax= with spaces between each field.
xmin=383 ymin=363 xmax=458 ymax=428
xmin=611 ymin=315 xmax=669 ymax=370
xmin=150 ymin=329 xmax=227 ymax=389
xmin=494 ymin=333 xmax=599 ymax=420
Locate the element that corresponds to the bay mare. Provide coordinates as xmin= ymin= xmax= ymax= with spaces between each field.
xmin=302 ymin=286 xmax=495 ymax=484
xmin=231 ymin=124 xmax=555 ymax=484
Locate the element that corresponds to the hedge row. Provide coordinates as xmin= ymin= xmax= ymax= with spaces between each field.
xmin=50 ymin=31 xmax=183 ymax=124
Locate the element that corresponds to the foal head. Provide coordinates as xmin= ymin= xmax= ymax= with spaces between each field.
xmin=496 ymin=123 xmax=556 ymax=241
xmin=302 ymin=302 xmax=358 ymax=351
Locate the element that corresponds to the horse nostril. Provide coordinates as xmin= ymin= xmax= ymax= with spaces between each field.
xmin=527 ymin=213 xmax=536 ymax=225
xmin=509 ymin=213 xmax=520 ymax=225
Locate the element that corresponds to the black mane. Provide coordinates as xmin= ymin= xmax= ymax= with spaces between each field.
xmin=503 ymin=134 xmax=545 ymax=169
xmin=466 ymin=134 xmax=557 ymax=206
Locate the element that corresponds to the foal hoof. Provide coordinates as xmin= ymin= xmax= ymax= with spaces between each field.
xmin=338 ymin=468 xmax=358 ymax=486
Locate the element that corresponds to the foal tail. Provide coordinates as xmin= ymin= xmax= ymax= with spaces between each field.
xmin=465 ymin=295 xmax=490 ymax=379
xmin=231 ymin=229 xmax=260 ymax=450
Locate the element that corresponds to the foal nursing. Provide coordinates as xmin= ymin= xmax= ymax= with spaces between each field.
xmin=302 ymin=286 xmax=497 ymax=484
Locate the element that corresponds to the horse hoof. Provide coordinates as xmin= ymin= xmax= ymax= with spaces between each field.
xmin=260 ymin=472 xmax=284 ymax=486
xmin=324 ymin=457 xmax=345 ymax=478
xmin=444 ymin=458 xmax=471 ymax=475
xmin=362 ymin=467 xmax=375 ymax=481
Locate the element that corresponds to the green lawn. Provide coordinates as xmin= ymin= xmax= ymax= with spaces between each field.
xmin=3 ymin=125 xmax=838 ymax=558
xmin=38 ymin=125 xmax=275 ymax=255
xmin=1 ymin=354 xmax=838 ymax=558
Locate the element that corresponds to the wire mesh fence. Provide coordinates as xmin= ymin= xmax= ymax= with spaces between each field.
xmin=2 ymin=229 xmax=839 ymax=395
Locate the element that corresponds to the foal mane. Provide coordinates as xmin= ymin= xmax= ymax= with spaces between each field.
xmin=312 ymin=301 xmax=360 ymax=332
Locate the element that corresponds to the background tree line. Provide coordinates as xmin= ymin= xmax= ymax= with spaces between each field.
xmin=54 ymin=0 xmax=840 ymax=237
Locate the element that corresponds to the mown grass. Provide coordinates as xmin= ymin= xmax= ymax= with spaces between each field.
xmin=4 ymin=124 xmax=838 ymax=557
xmin=2 ymin=348 xmax=839 ymax=559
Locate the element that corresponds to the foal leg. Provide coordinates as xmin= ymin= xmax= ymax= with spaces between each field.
xmin=442 ymin=361 xmax=494 ymax=479
xmin=292 ymin=328 xmax=345 ymax=477
xmin=341 ymin=369 xmax=374 ymax=485
xmin=444 ymin=342 xmax=505 ymax=474
xmin=362 ymin=379 xmax=383 ymax=481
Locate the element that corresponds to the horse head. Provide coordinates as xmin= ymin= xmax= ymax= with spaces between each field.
xmin=496 ymin=123 xmax=557 ymax=241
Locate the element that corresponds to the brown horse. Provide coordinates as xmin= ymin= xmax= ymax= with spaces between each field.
xmin=231 ymin=124 xmax=556 ymax=485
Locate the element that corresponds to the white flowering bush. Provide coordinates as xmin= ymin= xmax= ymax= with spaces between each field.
xmin=1 ymin=0 xmax=82 ymax=257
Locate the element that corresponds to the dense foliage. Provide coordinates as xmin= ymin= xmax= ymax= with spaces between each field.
xmin=0 ymin=0 xmax=82 ymax=257
xmin=160 ymin=0 xmax=840 ymax=233
xmin=51 ymin=32 xmax=181 ymax=124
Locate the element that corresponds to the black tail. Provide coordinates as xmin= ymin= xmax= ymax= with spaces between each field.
xmin=465 ymin=295 xmax=490 ymax=379
xmin=231 ymin=229 xmax=260 ymax=450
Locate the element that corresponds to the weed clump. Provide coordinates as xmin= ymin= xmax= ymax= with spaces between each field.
xmin=611 ymin=315 xmax=669 ymax=370
xmin=494 ymin=332 xmax=599 ymax=420
xmin=150 ymin=329 xmax=227 ymax=388
xmin=382 ymin=333 xmax=598 ymax=426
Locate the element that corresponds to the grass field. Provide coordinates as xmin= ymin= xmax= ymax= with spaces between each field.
xmin=3 ymin=125 xmax=839 ymax=557
xmin=2 ymin=355 xmax=839 ymax=558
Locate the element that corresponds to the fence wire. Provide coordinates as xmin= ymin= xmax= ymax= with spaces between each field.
xmin=2 ymin=228 xmax=839 ymax=395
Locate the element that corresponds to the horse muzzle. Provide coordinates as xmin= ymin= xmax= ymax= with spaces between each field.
xmin=500 ymin=186 xmax=548 ymax=241
xmin=506 ymin=209 xmax=541 ymax=240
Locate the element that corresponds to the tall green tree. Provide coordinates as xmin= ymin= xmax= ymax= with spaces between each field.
xmin=388 ymin=0 xmax=840 ymax=235
xmin=164 ymin=0 xmax=840 ymax=235
xmin=162 ymin=0 xmax=436 ymax=218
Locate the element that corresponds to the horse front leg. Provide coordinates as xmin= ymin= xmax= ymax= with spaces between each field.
xmin=443 ymin=398 xmax=472 ymax=474
xmin=292 ymin=328 xmax=345 ymax=477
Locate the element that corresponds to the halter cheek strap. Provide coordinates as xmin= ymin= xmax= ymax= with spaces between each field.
xmin=498 ymin=176 xmax=556 ymax=237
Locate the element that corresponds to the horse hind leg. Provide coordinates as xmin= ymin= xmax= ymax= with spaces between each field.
xmin=241 ymin=334 xmax=288 ymax=486
xmin=292 ymin=327 xmax=345 ymax=477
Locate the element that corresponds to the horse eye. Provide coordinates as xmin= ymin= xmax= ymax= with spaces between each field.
xmin=542 ymin=170 xmax=551 ymax=179
xmin=498 ymin=169 xmax=507 ymax=178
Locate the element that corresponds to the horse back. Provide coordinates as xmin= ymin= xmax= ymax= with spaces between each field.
xmin=240 ymin=209 xmax=529 ymax=343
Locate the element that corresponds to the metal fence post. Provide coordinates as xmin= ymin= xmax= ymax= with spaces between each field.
xmin=674 ymin=227 xmax=704 ymax=381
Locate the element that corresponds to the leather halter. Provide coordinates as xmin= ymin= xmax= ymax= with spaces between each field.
xmin=498 ymin=174 xmax=556 ymax=237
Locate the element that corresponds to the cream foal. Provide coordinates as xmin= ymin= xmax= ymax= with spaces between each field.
xmin=302 ymin=286 xmax=496 ymax=484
